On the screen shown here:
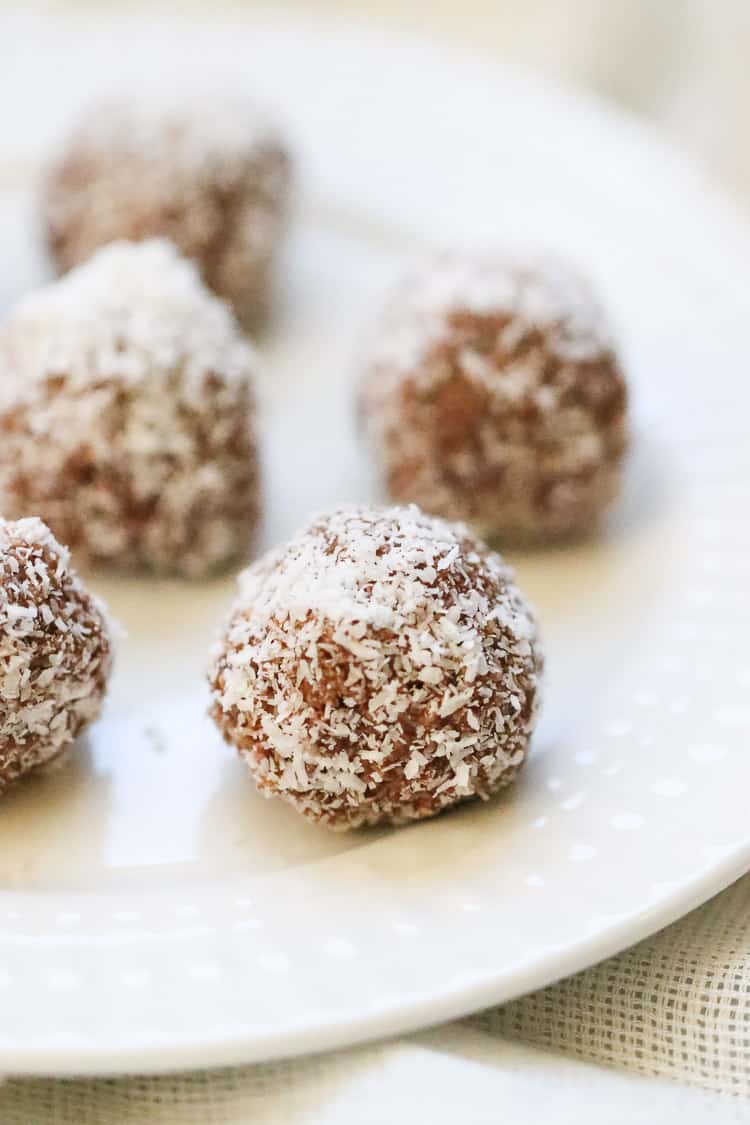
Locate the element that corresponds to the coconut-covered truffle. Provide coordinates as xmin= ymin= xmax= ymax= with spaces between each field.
xmin=209 ymin=504 xmax=542 ymax=830
xmin=0 ymin=517 xmax=112 ymax=793
xmin=0 ymin=239 xmax=260 ymax=577
xmin=360 ymin=254 xmax=628 ymax=543
xmin=43 ymin=97 xmax=291 ymax=321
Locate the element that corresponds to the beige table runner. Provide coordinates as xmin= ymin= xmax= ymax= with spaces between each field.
xmin=476 ymin=870 xmax=750 ymax=1092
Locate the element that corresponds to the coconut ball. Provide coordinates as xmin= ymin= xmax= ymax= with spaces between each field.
xmin=360 ymin=253 xmax=628 ymax=543
xmin=43 ymin=97 xmax=291 ymax=321
xmin=0 ymin=239 xmax=260 ymax=577
xmin=0 ymin=517 xmax=112 ymax=793
xmin=209 ymin=504 xmax=542 ymax=830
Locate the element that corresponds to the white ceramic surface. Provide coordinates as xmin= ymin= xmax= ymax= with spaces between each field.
xmin=1 ymin=9 xmax=750 ymax=1076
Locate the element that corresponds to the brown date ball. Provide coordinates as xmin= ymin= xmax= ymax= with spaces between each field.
xmin=359 ymin=254 xmax=628 ymax=544
xmin=43 ymin=97 xmax=291 ymax=322
xmin=0 ymin=518 xmax=112 ymax=794
xmin=0 ymin=240 xmax=260 ymax=577
xmin=209 ymin=504 xmax=542 ymax=830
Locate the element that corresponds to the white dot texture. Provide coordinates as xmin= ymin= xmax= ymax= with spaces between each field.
xmin=189 ymin=963 xmax=220 ymax=982
xmin=175 ymin=906 xmax=200 ymax=920
xmin=688 ymin=744 xmax=728 ymax=764
xmin=611 ymin=813 xmax=645 ymax=832
xmin=233 ymin=919 xmax=261 ymax=933
xmin=48 ymin=971 xmax=79 ymax=991
xmin=560 ymin=792 xmax=585 ymax=811
xmin=393 ymin=922 xmax=419 ymax=937
xmin=652 ymin=779 xmax=688 ymax=797
xmin=716 ymin=707 xmax=750 ymax=728
xmin=604 ymin=719 xmax=632 ymax=738
xmin=325 ymin=939 xmax=356 ymax=958
xmin=55 ymin=912 xmax=81 ymax=927
xmin=120 ymin=970 xmax=151 ymax=990
xmin=257 ymin=954 xmax=289 ymax=974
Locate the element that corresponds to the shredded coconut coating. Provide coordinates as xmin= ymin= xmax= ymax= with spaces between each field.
xmin=209 ymin=504 xmax=542 ymax=830
xmin=360 ymin=253 xmax=628 ymax=543
xmin=0 ymin=240 xmax=260 ymax=577
xmin=43 ymin=97 xmax=291 ymax=321
xmin=0 ymin=517 xmax=112 ymax=793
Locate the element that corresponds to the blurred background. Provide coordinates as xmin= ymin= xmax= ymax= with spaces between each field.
xmin=24 ymin=0 xmax=750 ymax=208
xmin=285 ymin=0 xmax=750 ymax=204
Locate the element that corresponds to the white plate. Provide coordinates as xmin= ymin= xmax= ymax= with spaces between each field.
xmin=1 ymin=9 xmax=750 ymax=1077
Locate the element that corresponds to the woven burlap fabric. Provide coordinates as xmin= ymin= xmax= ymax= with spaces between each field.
xmin=0 ymin=1027 xmax=740 ymax=1125
xmin=2 ymin=873 xmax=750 ymax=1121
xmin=472 ymin=872 xmax=750 ymax=1094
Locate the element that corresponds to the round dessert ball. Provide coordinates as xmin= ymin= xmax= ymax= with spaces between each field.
xmin=209 ymin=504 xmax=542 ymax=830
xmin=1 ymin=517 xmax=112 ymax=793
xmin=0 ymin=239 xmax=260 ymax=577
xmin=43 ymin=97 xmax=291 ymax=321
xmin=360 ymin=253 xmax=628 ymax=543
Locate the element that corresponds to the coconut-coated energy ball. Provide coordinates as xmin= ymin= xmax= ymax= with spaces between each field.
xmin=43 ymin=97 xmax=291 ymax=321
xmin=209 ymin=504 xmax=542 ymax=830
xmin=0 ymin=239 xmax=260 ymax=577
xmin=360 ymin=254 xmax=628 ymax=543
xmin=0 ymin=517 xmax=112 ymax=793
